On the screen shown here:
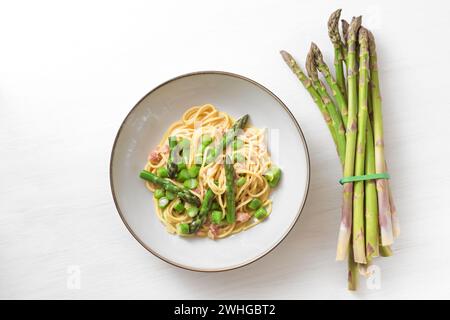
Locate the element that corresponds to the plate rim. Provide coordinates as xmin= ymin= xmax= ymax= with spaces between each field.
xmin=109 ymin=70 xmax=311 ymax=272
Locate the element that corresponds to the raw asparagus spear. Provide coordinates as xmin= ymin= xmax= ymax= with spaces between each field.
xmin=225 ymin=156 xmax=236 ymax=223
xmin=139 ymin=170 xmax=201 ymax=207
xmin=379 ymin=244 xmax=393 ymax=257
xmin=368 ymin=85 xmax=400 ymax=239
xmin=365 ymin=120 xmax=380 ymax=261
xmin=311 ymin=43 xmax=348 ymax=127
xmin=348 ymin=244 xmax=358 ymax=290
xmin=388 ymin=180 xmax=400 ymax=238
xmin=368 ymin=30 xmax=394 ymax=246
xmin=327 ymin=9 xmax=347 ymax=97
xmin=336 ymin=16 xmax=361 ymax=261
xmin=341 ymin=19 xmax=350 ymax=54
xmin=306 ymin=48 xmax=346 ymax=165
xmin=351 ymin=27 xmax=370 ymax=264
xmin=189 ymin=188 xmax=215 ymax=233
xmin=280 ymin=50 xmax=338 ymax=148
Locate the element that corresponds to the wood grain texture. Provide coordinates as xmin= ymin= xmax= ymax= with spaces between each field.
xmin=1 ymin=0 xmax=450 ymax=299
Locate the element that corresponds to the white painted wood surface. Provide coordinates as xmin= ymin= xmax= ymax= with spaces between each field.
xmin=1 ymin=0 xmax=449 ymax=299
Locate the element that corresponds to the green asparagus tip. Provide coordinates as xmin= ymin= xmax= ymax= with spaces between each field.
xmin=280 ymin=50 xmax=293 ymax=65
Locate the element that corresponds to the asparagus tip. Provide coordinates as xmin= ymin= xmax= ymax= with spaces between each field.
xmin=280 ymin=50 xmax=292 ymax=65
xmin=358 ymin=26 xmax=369 ymax=43
xmin=341 ymin=19 xmax=350 ymax=44
xmin=310 ymin=42 xmax=325 ymax=67
xmin=328 ymin=9 xmax=343 ymax=45
xmin=348 ymin=15 xmax=362 ymax=38
xmin=367 ymin=29 xmax=376 ymax=54
xmin=305 ymin=47 xmax=318 ymax=81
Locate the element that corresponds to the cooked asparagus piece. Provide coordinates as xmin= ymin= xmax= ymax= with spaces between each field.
xmin=225 ymin=156 xmax=236 ymax=223
xmin=139 ymin=170 xmax=201 ymax=207
xmin=368 ymin=30 xmax=394 ymax=246
xmin=280 ymin=50 xmax=338 ymax=148
xmin=167 ymin=136 xmax=178 ymax=178
xmin=206 ymin=115 xmax=249 ymax=163
xmin=311 ymin=42 xmax=348 ymax=127
xmin=189 ymin=188 xmax=215 ymax=233
xmin=264 ymin=166 xmax=282 ymax=188
xmin=336 ymin=16 xmax=361 ymax=261
xmin=352 ymin=27 xmax=370 ymax=264
xmin=328 ymin=9 xmax=347 ymax=97
xmin=306 ymin=48 xmax=346 ymax=165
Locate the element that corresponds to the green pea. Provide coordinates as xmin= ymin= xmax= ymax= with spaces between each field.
xmin=156 ymin=167 xmax=169 ymax=178
xmin=211 ymin=210 xmax=223 ymax=224
xmin=188 ymin=165 xmax=200 ymax=178
xmin=177 ymin=162 xmax=187 ymax=171
xmin=154 ymin=189 xmax=165 ymax=199
xmin=177 ymin=169 xmax=190 ymax=182
xmin=236 ymin=176 xmax=246 ymax=187
xmin=248 ymin=198 xmax=262 ymax=210
xmin=158 ymin=197 xmax=169 ymax=208
xmin=255 ymin=207 xmax=268 ymax=220
xmin=201 ymin=135 xmax=213 ymax=146
xmin=183 ymin=178 xmax=198 ymax=190
xmin=177 ymin=223 xmax=190 ymax=234
xmin=173 ymin=200 xmax=185 ymax=213
xmin=233 ymin=139 xmax=244 ymax=150
xmin=186 ymin=206 xmax=199 ymax=218
xmin=165 ymin=191 xmax=176 ymax=201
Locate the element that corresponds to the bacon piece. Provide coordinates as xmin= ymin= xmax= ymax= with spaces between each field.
xmin=148 ymin=149 xmax=162 ymax=164
xmin=236 ymin=211 xmax=251 ymax=223
xmin=209 ymin=224 xmax=219 ymax=239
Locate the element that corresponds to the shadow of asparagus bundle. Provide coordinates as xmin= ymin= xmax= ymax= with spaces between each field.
xmin=280 ymin=9 xmax=400 ymax=290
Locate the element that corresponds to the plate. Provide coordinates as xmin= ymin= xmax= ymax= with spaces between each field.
xmin=110 ymin=71 xmax=310 ymax=271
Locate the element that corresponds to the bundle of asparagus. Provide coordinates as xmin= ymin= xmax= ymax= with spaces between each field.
xmin=280 ymin=9 xmax=399 ymax=290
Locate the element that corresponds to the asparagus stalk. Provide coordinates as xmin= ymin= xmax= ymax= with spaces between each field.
xmin=139 ymin=170 xmax=201 ymax=207
xmin=351 ymin=26 xmax=370 ymax=264
xmin=348 ymin=245 xmax=358 ymax=290
xmin=368 ymin=30 xmax=394 ymax=246
xmin=368 ymin=87 xmax=399 ymax=240
xmin=336 ymin=16 xmax=361 ymax=261
xmin=311 ymin=43 xmax=348 ymax=127
xmin=225 ymin=155 xmax=236 ymax=223
xmin=327 ymin=9 xmax=347 ymax=98
xmin=280 ymin=50 xmax=338 ymax=148
xmin=207 ymin=115 xmax=249 ymax=163
xmin=189 ymin=188 xmax=215 ymax=233
xmin=365 ymin=120 xmax=380 ymax=261
xmin=388 ymin=181 xmax=400 ymax=238
xmin=379 ymin=244 xmax=393 ymax=257
xmin=167 ymin=136 xmax=178 ymax=178
xmin=306 ymin=48 xmax=346 ymax=165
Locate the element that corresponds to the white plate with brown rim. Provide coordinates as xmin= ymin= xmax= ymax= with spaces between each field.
xmin=110 ymin=71 xmax=310 ymax=271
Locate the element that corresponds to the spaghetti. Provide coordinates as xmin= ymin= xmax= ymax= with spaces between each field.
xmin=142 ymin=104 xmax=281 ymax=239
